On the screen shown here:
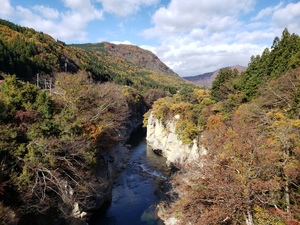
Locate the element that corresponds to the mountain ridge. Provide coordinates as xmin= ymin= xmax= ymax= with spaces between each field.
xmin=70 ymin=42 xmax=179 ymax=77
xmin=184 ymin=65 xmax=247 ymax=88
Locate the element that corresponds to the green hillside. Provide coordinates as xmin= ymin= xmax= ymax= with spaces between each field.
xmin=0 ymin=19 xmax=189 ymax=93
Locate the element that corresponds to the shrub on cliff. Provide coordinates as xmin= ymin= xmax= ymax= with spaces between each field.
xmin=148 ymin=87 xmax=214 ymax=144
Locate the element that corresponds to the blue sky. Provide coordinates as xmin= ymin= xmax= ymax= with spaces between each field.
xmin=1 ymin=0 xmax=300 ymax=76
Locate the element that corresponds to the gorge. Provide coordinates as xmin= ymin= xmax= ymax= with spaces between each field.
xmin=89 ymin=129 xmax=168 ymax=225
xmin=88 ymin=109 xmax=207 ymax=225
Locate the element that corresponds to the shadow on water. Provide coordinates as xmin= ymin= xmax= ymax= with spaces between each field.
xmin=89 ymin=127 xmax=168 ymax=225
xmin=126 ymin=126 xmax=147 ymax=147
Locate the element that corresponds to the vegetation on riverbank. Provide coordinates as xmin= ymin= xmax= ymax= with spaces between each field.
xmin=0 ymin=72 xmax=149 ymax=222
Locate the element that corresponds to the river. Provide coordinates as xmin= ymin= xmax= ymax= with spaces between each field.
xmin=89 ymin=130 xmax=169 ymax=225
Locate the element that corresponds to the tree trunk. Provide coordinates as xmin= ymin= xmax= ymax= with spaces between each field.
xmin=244 ymin=211 xmax=254 ymax=225
xmin=285 ymin=179 xmax=291 ymax=220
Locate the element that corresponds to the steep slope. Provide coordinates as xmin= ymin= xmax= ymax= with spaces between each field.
xmin=184 ymin=65 xmax=246 ymax=88
xmin=73 ymin=42 xmax=177 ymax=77
xmin=104 ymin=42 xmax=177 ymax=76
xmin=0 ymin=74 xmax=149 ymax=224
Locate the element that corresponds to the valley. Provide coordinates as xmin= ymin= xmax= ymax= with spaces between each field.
xmin=0 ymin=20 xmax=300 ymax=225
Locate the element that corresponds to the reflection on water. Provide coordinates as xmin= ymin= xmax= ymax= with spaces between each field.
xmin=89 ymin=131 xmax=168 ymax=225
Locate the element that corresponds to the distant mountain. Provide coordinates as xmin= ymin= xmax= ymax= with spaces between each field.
xmin=104 ymin=42 xmax=178 ymax=77
xmin=184 ymin=65 xmax=247 ymax=88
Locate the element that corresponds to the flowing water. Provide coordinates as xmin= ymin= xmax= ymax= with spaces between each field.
xmin=89 ymin=131 xmax=169 ymax=225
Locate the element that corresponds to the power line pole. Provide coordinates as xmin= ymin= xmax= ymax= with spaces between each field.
xmin=36 ymin=73 xmax=39 ymax=87
xmin=49 ymin=78 xmax=52 ymax=95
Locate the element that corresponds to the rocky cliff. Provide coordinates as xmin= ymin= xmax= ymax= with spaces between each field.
xmin=146 ymin=112 xmax=206 ymax=166
xmin=146 ymin=112 xmax=207 ymax=225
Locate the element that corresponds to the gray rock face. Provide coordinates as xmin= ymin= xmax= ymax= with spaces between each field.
xmin=146 ymin=112 xmax=206 ymax=166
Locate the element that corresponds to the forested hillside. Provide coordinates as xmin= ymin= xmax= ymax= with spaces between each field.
xmin=150 ymin=29 xmax=300 ymax=224
xmin=0 ymin=19 xmax=188 ymax=93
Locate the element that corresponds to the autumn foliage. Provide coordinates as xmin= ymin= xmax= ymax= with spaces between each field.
xmin=0 ymin=72 xmax=147 ymax=222
xmin=154 ymin=29 xmax=300 ymax=224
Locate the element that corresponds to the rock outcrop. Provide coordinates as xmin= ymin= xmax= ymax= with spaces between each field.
xmin=146 ymin=112 xmax=206 ymax=166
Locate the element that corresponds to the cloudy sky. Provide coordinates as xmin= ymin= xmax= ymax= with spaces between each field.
xmin=1 ymin=0 xmax=300 ymax=76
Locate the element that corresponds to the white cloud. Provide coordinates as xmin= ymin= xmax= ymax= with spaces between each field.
xmin=33 ymin=5 xmax=60 ymax=20
xmin=61 ymin=0 xmax=103 ymax=19
xmin=155 ymin=36 xmax=264 ymax=76
xmin=140 ymin=44 xmax=157 ymax=54
xmin=234 ymin=30 xmax=275 ymax=45
xmin=98 ymin=0 xmax=158 ymax=17
xmin=62 ymin=0 xmax=88 ymax=10
xmin=144 ymin=0 xmax=255 ymax=37
xmin=14 ymin=9 xmax=78 ymax=41
xmin=16 ymin=6 xmax=39 ymax=22
xmin=111 ymin=40 xmax=133 ymax=45
xmin=142 ymin=0 xmax=260 ymax=76
xmin=11 ymin=0 xmax=104 ymax=42
xmin=251 ymin=2 xmax=284 ymax=21
xmin=272 ymin=2 xmax=300 ymax=34
xmin=0 ymin=0 xmax=14 ymax=18
xmin=140 ymin=0 xmax=300 ymax=76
